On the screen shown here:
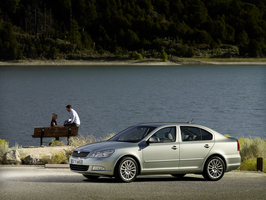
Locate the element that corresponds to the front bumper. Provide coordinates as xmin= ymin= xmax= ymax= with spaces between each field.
xmin=69 ymin=156 xmax=117 ymax=176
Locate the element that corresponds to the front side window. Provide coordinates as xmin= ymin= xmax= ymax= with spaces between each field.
xmin=181 ymin=126 xmax=213 ymax=141
xmin=151 ymin=127 xmax=176 ymax=143
xmin=109 ymin=126 xmax=156 ymax=143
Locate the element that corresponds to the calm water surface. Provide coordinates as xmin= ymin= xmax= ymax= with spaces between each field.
xmin=0 ymin=65 xmax=265 ymax=146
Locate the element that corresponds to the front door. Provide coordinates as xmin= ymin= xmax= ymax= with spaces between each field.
xmin=142 ymin=127 xmax=179 ymax=173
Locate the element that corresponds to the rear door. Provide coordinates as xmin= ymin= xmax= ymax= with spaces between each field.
xmin=179 ymin=126 xmax=214 ymax=170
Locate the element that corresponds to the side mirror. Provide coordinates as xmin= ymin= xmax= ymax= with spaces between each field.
xmin=148 ymin=136 xmax=160 ymax=143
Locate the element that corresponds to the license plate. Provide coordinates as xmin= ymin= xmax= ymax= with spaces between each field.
xmin=71 ymin=159 xmax=83 ymax=165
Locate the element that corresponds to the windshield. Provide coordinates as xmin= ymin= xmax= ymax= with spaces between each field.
xmin=109 ymin=126 xmax=156 ymax=143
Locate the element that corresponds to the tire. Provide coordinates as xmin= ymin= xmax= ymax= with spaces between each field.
xmin=171 ymin=174 xmax=186 ymax=178
xmin=83 ymin=174 xmax=100 ymax=180
xmin=203 ymin=156 xmax=225 ymax=181
xmin=115 ymin=157 xmax=138 ymax=183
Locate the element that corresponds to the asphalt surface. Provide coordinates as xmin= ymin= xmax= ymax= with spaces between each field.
xmin=0 ymin=166 xmax=266 ymax=200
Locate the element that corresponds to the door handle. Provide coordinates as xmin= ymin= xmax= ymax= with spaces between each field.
xmin=204 ymin=144 xmax=209 ymax=148
xmin=172 ymin=146 xmax=177 ymax=150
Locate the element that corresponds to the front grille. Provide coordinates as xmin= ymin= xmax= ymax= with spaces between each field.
xmin=72 ymin=151 xmax=90 ymax=158
xmin=70 ymin=164 xmax=89 ymax=171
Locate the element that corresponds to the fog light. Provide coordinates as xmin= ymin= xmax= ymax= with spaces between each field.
xmin=92 ymin=166 xmax=106 ymax=171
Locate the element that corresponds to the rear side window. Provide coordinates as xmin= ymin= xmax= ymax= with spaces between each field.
xmin=201 ymin=129 xmax=213 ymax=140
xmin=181 ymin=126 xmax=213 ymax=141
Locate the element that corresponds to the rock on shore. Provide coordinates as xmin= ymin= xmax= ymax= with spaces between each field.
xmin=3 ymin=150 xmax=21 ymax=164
xmin=1 ymin=146 xmax=71 ymax=165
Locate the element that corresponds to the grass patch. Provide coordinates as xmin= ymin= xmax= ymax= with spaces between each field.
xmin=50 ymin=139 xmax=65 ymax=146
xmin=69 ymin=133 xmax=115 ymax=147
xmin=240 ymin=158 xmax=266 ymax=172
xmin=42 ymin=133 xmax=115 ymax=164
xmin=179 ymin=57 xmax=266 ymax=63
xmin=40 ymin=151 xmax=68 ymax=164
xmin=239 ymin=137 xmax=266 ymax=162
xmin=0 ymin=139 xmax=9 ymax=158
xmin=224 ymin=136 xmax=266 ymax=172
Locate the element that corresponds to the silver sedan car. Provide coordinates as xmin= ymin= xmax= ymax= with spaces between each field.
xmin=70 ymin=123 xmax=241 ymax=182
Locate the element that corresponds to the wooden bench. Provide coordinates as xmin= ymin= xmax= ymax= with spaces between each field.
xmin=32 ymin=126 xmax=79 ymax=146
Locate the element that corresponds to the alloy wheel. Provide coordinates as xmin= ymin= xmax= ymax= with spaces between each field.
xmin=203 ymin=156 xmax=225 ymax=181
xmin=116 ymin=157 xmax=138 ymax=182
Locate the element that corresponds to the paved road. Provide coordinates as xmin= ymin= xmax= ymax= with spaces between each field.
xmin=0 ymin=166 xmax=265 ymax=200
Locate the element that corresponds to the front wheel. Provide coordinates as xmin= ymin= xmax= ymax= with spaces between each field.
xmin=203 ymin=156 xmax=225 ymax=181
xmin=115 ymin=157 xmax=138 ymax=183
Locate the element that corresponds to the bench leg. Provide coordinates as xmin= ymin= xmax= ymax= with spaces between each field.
xmin=67 ymin=128 xmax=72 ymax=145
xmin=41 ymin=129 xmax=44 ymax=146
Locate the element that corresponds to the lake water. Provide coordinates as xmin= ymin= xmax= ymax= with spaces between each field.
xmin=0 ymin=65 xmax=265 ymax=147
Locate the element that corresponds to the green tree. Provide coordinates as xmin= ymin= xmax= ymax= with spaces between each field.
xmin=114 ymin=45 xmax=123 ymax=56
xmin=171 ymin=0 xmax=184 ymax=18
xmin=0 ymin=22 xmax=20 ymax=60
xmin=73 ymin=0 xmax=86 ymax=26
xmin=69 ymin=19 xmax=81 ymax=45
xmin=126 ymin=29 xmax=140 ymax=49
xmin=49 ymin=47 xmax=59 ymax=59
xmin=161 ymin=49 xmax=168 ymax=61
xmin=184 ymin=0 xmax=209 ymax=28
xmin=193 ymin=29 xmax=212 ymax=44
xmin=117 ymin=28 xmax=125 ymax=46
xmin=87 ymin=0 xmax=98 ymax=22
xmin=151 ymin=51 xmax=158 ymax=58
xmin=237 ymin=30 xmax=250 ymax=45
xmin=132 ymin=51 xmax=143 ymax=60
xmin=185 ymin=48 xmax=195 ymax=57
xmin=81 ymin=32 xmax=93 ymax=50
xmin=0 ymin=0 xmax=20 ymax=14
xmin=248 ymin=39 xmax=261 ymax=57
xmin=212 ymin=19 xmax=227 ymax=43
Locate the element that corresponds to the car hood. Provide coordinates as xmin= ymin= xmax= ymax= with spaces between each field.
xmin=75 ymin=141 xmax=136 ymax=152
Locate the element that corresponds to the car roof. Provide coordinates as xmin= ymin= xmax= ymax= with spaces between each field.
xmin=137 ymin=122 xmax=193 ymax=127
xmin=135 ymin=122 xmax=226 ymax=139
xmin=136 ymin=122 xmax=215 ymax=130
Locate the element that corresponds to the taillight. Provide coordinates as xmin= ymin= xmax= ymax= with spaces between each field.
xmin=236 ymin=139 xmax=240 ymax=151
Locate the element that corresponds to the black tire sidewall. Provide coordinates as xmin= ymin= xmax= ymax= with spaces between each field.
xmin=203 ymin=156 xmax=225 ymax=181
xmin=116 ymin=157 xmax=138 ymax=183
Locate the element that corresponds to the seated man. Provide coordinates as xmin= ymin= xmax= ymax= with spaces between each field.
xmin=64 ymin=105 xmax=80 ymax=127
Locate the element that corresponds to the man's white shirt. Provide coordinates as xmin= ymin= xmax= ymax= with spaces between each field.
xmin=69 ymin=109 xmax=80 ymax=125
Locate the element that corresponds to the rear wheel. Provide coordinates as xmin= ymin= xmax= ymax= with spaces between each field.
xmin=115 ymin=157 xmax=138 ymax=183
xmin=171 ymin=174 xmax=186 ymax=178
xmin=83 ymin=175 xmax=100 ymax=180
xmin=203 ymin=156 xmax=225 ymax=181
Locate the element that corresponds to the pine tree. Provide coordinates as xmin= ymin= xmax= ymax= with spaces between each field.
xmin=69 ymin=19 xmax=81 ymax=46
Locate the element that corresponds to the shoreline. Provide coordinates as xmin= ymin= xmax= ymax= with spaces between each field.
xmin=0 ymin=60 xmax=179 ymax=66
xmin=1 ymin=59 xmax=266 ymax=66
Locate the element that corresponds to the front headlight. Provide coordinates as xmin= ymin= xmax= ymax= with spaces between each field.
xmin=89 ymin=149 xmax=115 ymax=158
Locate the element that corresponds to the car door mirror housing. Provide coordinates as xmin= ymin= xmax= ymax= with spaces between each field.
xmin=148 ymin=136 xmax=160 ymax=143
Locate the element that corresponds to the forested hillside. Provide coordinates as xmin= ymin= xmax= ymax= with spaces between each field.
xmin=0 ymin=0 xmax=265 ymax=60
